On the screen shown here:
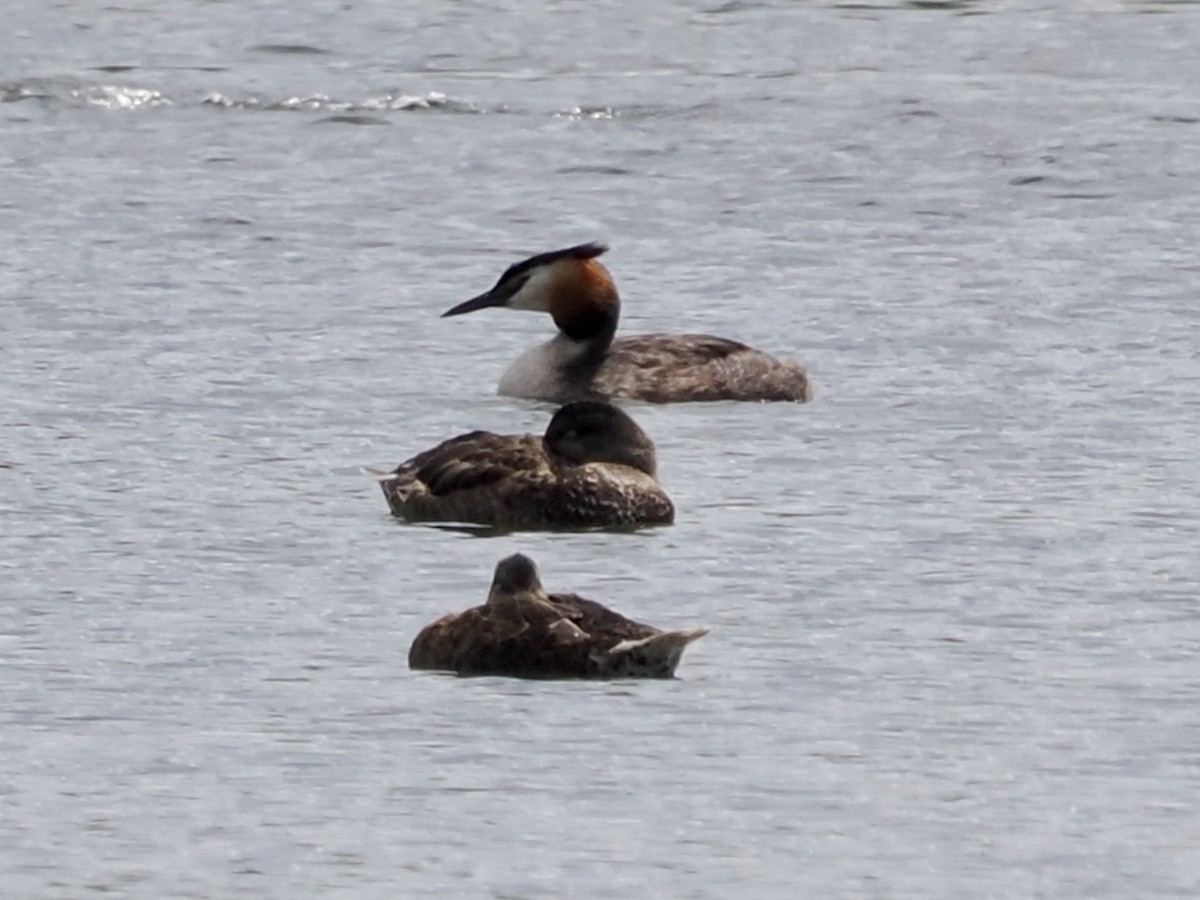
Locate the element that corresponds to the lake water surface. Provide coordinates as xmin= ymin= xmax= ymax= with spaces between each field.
xmin=3 ymin=1 xmax=1200 ymax=897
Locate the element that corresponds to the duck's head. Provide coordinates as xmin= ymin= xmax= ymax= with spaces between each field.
xmin=442 ymin=243 xmax=619 ymax=341
xmin=543 ymin=400 xmax=658 ymax=476
xmin=487 ymin=553 xmax=544 ymax=603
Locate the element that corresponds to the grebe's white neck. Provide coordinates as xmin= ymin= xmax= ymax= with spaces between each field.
xmin=497 ymin=332 xmax=605 ymax=401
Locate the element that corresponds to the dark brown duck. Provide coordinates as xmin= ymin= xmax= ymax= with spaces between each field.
xmin=409 ymin=553 xmax=709 ymax=679
xmin=369 ymin=400 xmax=674 ymax=531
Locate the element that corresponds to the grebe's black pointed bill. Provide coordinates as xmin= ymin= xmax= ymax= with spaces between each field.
xmin=441 ymin=288 xmax=511 ymax=318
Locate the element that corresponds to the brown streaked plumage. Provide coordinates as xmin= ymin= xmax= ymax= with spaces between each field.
xmin=408 ymin=553 xmax=709 ymax=679
xmin=368 ymin=400 xmax=674 ymax=531
xmin=442 ymin=243 xmax=811 ymax=403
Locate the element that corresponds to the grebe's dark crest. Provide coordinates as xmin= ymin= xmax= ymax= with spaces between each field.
xmin=408 ymin=553 xmax=709 ymax=679
xmin=496 ymin=242 xmax=609 ymax=286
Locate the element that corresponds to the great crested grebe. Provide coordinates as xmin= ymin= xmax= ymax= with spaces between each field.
xmin=408 ymin=553 xmax=709 ymax=679
xmin=442 ymin=243 xmax=811 ymax=403
xmin=367 ymin=400 xmax=674 ymax=531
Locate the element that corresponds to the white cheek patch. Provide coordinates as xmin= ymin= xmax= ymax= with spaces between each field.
xmin=508 ymin=267 xmax=555 ymax=312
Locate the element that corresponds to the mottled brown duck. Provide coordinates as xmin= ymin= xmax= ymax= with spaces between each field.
xmin=409 ymin=554 xmax=708 ymax=679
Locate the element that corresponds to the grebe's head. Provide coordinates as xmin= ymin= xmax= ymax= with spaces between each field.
xmin=487 ymin=553 xmax=544 ymax=603
xmin=442 ymin=243 xmax=619 ymax=340
xmin=543 ymin=400 xmax=658 ymax=476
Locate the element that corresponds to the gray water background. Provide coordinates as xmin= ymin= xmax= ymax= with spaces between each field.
xmin=4 ymin=0 xmax=1200 ymax=896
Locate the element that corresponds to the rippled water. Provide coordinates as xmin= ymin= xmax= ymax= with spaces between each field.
xmin=4 ymin=1 xmax=1200 ymax=896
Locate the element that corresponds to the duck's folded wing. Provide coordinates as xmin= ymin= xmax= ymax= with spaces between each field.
xmin=407 ymin=432 xmax=543 ymax=496
xmin=550 ymin=592 xmax=659 ymax=641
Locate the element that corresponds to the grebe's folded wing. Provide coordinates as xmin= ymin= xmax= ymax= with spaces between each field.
xmin=612 ymin=334 xmax=754 ymax=364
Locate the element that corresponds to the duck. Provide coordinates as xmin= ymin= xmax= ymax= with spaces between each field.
xmin=441 ymin=242 xmax=811 ymax=403
xmin=367 ymin=400 xmax=674 ymax=531
xmin=409 ymin=553 xmax=709 ymax=678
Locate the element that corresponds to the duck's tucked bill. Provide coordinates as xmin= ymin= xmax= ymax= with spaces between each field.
xmin=409 ymin=553 xmax=709 ymax=679
xmin=442 ymin=243 xmax=811 ymax=404
xmin=369 ymin=400 xmax=674 ymax=532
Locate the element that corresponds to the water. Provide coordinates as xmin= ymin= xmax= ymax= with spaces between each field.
xmin=4 ymin=0 xmax=1200 ymax=896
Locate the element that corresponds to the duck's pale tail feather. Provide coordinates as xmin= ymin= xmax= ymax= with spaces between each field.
xmin=361 ymin=466 xmax=399 ymax=482
xmin=593 ymin=627 xmax=709 ymax=678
